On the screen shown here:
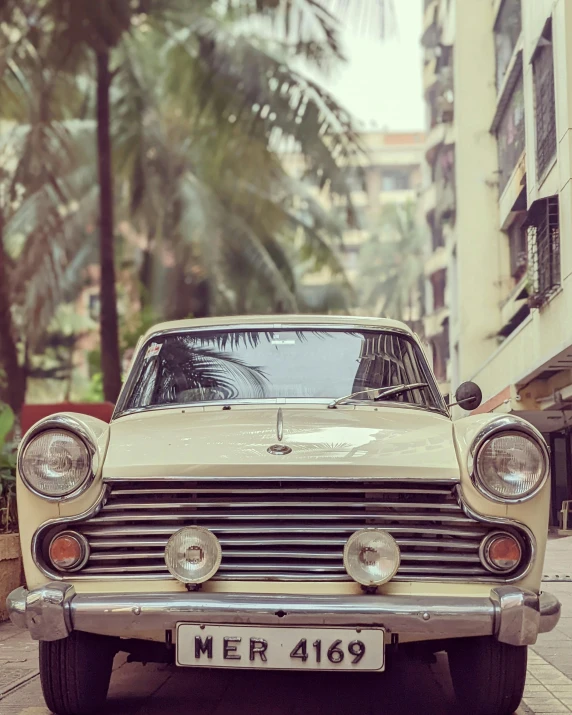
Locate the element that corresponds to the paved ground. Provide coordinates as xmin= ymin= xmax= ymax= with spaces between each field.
xmin=0 ymin=535 xmax=570 ymax=714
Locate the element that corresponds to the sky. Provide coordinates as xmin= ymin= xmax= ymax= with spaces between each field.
xmin=318 ymin=0 xmax=425 ymax=132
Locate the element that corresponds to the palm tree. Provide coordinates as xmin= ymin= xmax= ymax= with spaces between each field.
xmin=357 ymin=201 xmax=425 ymax=324
xmin=0 ymin=0 xmax=393 ymax=410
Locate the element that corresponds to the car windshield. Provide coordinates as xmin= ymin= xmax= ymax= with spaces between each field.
xmin=120 ymin=329 xmax=444 ymax=413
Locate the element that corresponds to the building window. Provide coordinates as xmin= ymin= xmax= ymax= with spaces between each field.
xmin=494 ymin=0 xmax=522 ymax=90
xmin=526 ymin=196 xmax=560 ymax=306
xmin=508 ymin=220 xmax=527 ymax=281
xmin=431 ymin=329 xmax=449 ymax=383
xmin=381 ymin=167 xmax=411 ymax=191
xmin=533 ymin=24 xmax=557 ymax=180
xmin=496 ymin=69 xmax=525 ymax=193
xmin=431 ymin=269 xmax=446 ymax=311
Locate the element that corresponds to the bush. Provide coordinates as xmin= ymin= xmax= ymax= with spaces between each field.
xmin=0 ymin=404 xmax=18 ymax=533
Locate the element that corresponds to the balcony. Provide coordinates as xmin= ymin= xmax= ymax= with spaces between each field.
xmin=425 ymin=245 xmax=448 ymax=277
xmin=423 ymin=58 xmax=438 ymax=93
xmin=425 ymin=122 xmax=453 ymax=166
xmin=422 ymin=183 xmax=437 ymax=216
xmin=424 ymin=306 xmax=449 ymax=341
xmin=422 ymin=0 xmax=439 ymax=48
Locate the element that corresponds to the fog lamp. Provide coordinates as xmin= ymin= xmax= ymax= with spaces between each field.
xmin=164 ymin=527 xmax=222 ymax=584
xmin=343 ymin=529 xmax=400 ymax=587
xmin=479 ymin=532 xmax=522 ymax=573
xmin=49 ymin=531 xmax=90 ymax=571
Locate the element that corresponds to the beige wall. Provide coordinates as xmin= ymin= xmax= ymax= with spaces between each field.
xmin=454 ymin=0 xmax=503 ymax=382
xmin=444 ymin=0 xmax=572 ymax=433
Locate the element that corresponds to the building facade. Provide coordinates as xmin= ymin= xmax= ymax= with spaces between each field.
xmin=283 ymin=131 xmax=425 ymax=311
xmin=422 ymin=0 xmax=572 ymax=526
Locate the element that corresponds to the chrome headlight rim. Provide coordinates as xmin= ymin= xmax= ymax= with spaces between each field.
xmin=469 ymin=418 xmax=549 ymax=504
xmin=18 ymin=415 xmax=98 ymax=502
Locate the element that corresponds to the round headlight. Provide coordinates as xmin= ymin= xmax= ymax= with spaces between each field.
xmin=474 ymin=430 xmax=547 ymax=501
xmin=20 ymin=430 xmax=92 ymax=499
xmin=164 ymin=527 xmax=222 ymax=584
xmin=343 ymin=529 xmax=400 ymax=587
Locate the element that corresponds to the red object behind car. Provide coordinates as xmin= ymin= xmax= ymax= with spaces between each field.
xmin=20 ymin=403 xmax=115 ymax=435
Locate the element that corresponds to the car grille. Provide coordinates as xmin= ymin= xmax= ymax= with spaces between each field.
xmin=42 ymin=477 xmax=529 ymax=582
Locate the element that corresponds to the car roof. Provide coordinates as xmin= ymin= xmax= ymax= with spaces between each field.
xmin=144 ymin=314 xmax=414 ymax=339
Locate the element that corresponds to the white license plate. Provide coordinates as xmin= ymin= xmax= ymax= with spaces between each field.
xmin=176 ymin=624 xmax=384 ymax=671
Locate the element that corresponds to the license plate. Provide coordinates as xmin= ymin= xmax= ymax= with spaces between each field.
xmin=176 ymin=624 xmax=384 ymax=671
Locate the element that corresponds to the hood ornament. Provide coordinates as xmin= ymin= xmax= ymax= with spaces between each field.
xmin=268 ymin=408 xmax=292 ymax=455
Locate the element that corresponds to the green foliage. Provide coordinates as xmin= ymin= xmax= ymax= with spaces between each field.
xmin=0 ymin=0 xmax=394 ymax=405
xmin=357 ymin=201 xmax=425 ymax=324
xmin=84 ymin=371 xmax=105 ymax=403
xmin=120 ymin=306 xmax=160 ymax=352
xmin=0 ymin=403 xmax=18 ymax=533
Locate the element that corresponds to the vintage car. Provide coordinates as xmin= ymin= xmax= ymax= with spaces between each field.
xmin=7 ymin=315 xmax=561 ymax=715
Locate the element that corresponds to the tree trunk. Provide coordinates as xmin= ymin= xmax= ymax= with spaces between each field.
xmin=0 ymin=211 xmax=26 ymax=414
xmin=96 ymin=50 xmax=122 ymax=403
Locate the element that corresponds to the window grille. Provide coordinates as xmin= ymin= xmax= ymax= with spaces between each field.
xmin=526 ymin=196 xmax=560 ymax=307
xmin=508 ymin=220 xmax=527 ymax=281
xmin=496 ymin=70 xmax=525 ymax=193
xmin=494 ymin=0 xmax=522 ymax=90
xmin=533 ymin=28 xmax=557 ymax=179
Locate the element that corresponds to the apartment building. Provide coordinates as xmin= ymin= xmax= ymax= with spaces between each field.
xmin=422 ymin=0 xmax=572 ymax=526
xmin=283 ymin=131 xmax=425 ymax=310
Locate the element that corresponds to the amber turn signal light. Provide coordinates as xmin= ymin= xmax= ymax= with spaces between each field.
xmin=479 ymin=532 xmax=522 ymax=573
xmin=49 ymin=531 xmax=89 ymax=572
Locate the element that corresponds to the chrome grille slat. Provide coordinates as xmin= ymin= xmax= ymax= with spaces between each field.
xmin=88 ymin=550 xmax=482 ymax=563
xmin=101 ymin=500 xmax=460 ymax=511
xmin=88 ymin=537 xmax=480 ymax=550
xmin=89 ymin=512 xmax=476 ymax=524
xmin=81 ymin=524 xmax=488 ymax=538
xmin=42 ymin=478 xmax=528 ymax=582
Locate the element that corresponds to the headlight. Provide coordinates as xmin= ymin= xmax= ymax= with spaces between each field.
xmin=343 ymin=529 xmax=400 ymax=587
xmin=472 ymin=428 xmax=548 ymax=502
xmin=19 ymin=429 xmax=93 ymax=499
xmin=164 ymin=527 xmax=222 ymax=584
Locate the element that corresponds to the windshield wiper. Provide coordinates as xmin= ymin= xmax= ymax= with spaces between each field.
xmin=328 ymin=382 xmax=429 ymax=409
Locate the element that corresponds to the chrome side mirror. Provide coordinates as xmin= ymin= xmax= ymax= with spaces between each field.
xmin=448 ymin=381 xmax=483 ymax=411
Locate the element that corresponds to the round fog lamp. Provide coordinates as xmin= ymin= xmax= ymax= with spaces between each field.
xmin=164 ymin=527 xmax=222 ymax=584
xmin=49 ymin=531 xmax=89 ymax=571
xmin=343 ymin=529 xmax=400 ymax=587
xmin=479 ymin=532 xmax=522 ymax=573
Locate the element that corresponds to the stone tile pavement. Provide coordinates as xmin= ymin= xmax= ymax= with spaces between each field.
xmin=0 ymin=535 xmax=569 ymax=714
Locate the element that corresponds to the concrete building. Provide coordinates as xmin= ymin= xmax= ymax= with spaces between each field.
xmin=282 ymin=131 xmax=425 ymax=310
xmin=422 ymin=0 xmax=572 ymax=526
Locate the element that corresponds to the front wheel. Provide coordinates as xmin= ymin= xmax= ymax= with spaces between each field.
xmin=39 ymin=630 xmax=116 ymax=715
xmin=448 ymin=637 xmax=527 ymax=715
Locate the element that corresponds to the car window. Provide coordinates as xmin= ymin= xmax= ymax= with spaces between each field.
xmin=120 ymin=329 xmax=444 ymax=413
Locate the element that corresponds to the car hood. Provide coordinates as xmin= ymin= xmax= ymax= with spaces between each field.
xmin=104 ymin=405 xmax=459 ymax=480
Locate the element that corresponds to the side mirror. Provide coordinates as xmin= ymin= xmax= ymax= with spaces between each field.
xmin=450 ymin=381 xmax=483 ymax=411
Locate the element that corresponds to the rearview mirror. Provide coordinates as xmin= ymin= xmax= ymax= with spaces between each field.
xmin=450 ymin=382 xmax=483 ymax=411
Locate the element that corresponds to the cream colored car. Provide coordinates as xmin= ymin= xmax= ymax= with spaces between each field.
xmin=7 ymin=316 xmax=561 ymax=715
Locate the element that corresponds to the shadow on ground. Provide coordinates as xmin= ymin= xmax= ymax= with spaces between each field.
xmin=103 ymin=651 xmax=457 ymax=715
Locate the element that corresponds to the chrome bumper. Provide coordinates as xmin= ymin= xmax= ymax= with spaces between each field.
xmin=7 ymin=583 xmax=561 ymax=647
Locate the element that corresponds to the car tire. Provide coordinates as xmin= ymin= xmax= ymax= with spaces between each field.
xmin=448 ymin=636 xmax=527 ymax=715
xmin=39 ymin=630 xmax=116 ymax=715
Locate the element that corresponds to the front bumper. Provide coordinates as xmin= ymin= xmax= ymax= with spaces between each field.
xmin=7 ymin=583 xmax=561 ymax=648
